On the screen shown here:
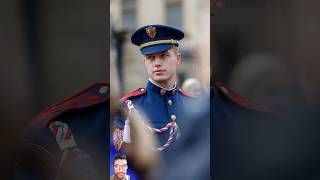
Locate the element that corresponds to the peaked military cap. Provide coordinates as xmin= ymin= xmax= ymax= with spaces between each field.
xmin=131 ymin=24 xmax=184 ymax=55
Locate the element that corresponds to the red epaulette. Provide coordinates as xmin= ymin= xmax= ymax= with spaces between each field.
xmin=215 ymin=81 xmax=267 ymax=112
xmin=32 ymin=82 xmax=109 ymax=127
xmin=178 ymin=88 xmax=193 ymax=97
xmin=119 ymin=87 xmax=147 ymax=103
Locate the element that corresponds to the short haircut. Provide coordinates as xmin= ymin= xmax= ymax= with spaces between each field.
xmin=113 ymin=154 xmax=127 ymax=165
xmin=172 ymin=45 xmax=180 ymax=54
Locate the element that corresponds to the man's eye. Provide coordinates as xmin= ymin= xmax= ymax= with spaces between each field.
xmin=161 ymin=54 xmax=169 ymax=58
xmin=147 ymin=56 xmax=154 ymax=60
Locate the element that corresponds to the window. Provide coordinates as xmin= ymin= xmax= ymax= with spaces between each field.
xmin=166 ymin=0 xmax=182 ymax=28
xmin=122 ymin=0 xmax=136 ymax=30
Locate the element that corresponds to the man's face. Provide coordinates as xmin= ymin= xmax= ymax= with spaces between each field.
xmin=144 ymin=47 xmax=181 ymax=84
xmin=113 ymin=159 xmax=128 ymax=179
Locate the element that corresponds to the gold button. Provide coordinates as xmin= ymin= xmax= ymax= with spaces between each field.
xmin=99 ymin=86 xmax=109 ymax=94
xmin=168 ymin=99 xmax=173 ymax=106
xmin=170 ymin=115 xmax=176 ymax=121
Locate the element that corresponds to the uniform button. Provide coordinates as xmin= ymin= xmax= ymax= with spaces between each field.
xmin=170 ymin=115 xmax=176 ymax=121
xmin=168 ymin=99 xmax=173 ymax=106
xmin=99 ymin=86 xmax=109 ymax=94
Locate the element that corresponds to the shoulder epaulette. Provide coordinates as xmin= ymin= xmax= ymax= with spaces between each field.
xmin=119 ymin=87 xmax=146 ymax=103
xmin=215 ymin=81 xmax=267 ymax=112
xmin=32 ymin=82 xmax=109 ymax=127
xmin=178 ymin=88 xmax=193 ymax=97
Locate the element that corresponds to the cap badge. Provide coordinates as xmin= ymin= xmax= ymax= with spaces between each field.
xmin=145 ymin=26 xmax=156 ymax=39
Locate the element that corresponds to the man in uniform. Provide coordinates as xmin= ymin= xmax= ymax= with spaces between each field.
xmin=113 ymin=24 xmax=194 ymax=153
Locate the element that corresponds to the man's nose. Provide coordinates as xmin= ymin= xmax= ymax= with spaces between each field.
xmin=154 ymin=57 xmax=162 ymax=67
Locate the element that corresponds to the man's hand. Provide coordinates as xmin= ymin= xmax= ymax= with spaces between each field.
xmin=49 ymin=121 xmax=77 ymax=152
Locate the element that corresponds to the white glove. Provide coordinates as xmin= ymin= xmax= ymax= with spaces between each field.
xmin=123 ymin=120 xmax=131 ymax=143
xmin=49 ymin=121 xmax=77 ymax=151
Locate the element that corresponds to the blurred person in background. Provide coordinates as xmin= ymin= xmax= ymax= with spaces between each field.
xmin=2 ymin=0 xmax=108 ymax=179
xmin=14 ymin=83 xmax=109 ymax=180
xmin=229 ymin=53 xmax=303 ymax=114
xmin=212 ymin=0 xmax=320 ymax=179
xmin=212 ymin=0 xmax=278 ymax=179
xmin=182 ymin=78 xmax=203 ymax=96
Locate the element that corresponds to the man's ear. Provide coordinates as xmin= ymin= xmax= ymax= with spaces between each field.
xmin=176 ymin=53 xmax=182 ymax=65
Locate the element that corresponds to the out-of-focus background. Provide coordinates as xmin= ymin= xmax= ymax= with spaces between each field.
xmin=0 ymin=0 xmax=107 ymax=178
xmin=110 ymin=0 xmax=210 ymax=96
xmin=213 ymin=1 xmax=320 ymax=179
xmin=214 ymin=0 xmax=320 ymax=113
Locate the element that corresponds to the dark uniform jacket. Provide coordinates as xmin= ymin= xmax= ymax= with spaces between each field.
xmin=113 ymin=80 xmax=194 ymax=153
xmin=14 ymin=83 xmax=109 ymax=180
xmin=212 ymin=81 xmax=296 ymax=180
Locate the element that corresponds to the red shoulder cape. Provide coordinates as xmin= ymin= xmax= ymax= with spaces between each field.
xmin=32 ymin=82 xmax=109 ymax=127
xmin=215 ymin=81 xmax=268 ymax=112
xmin=119 ymin=87 xmax=147 ymax=103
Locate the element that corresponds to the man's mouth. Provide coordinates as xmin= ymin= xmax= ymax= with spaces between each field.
xmin=154 ymin=70 xmax=165 ymax=73
xmin=116 ymin=172 xmax=125 ymax=177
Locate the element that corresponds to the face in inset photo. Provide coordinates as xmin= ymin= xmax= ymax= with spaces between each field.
xmin=111 ymin=154 xmax=130 ymax=180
